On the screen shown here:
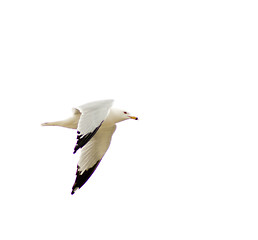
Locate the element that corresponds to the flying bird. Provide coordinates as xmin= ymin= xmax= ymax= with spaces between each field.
xmin=42 ymin=99 xmax=138 ymax=195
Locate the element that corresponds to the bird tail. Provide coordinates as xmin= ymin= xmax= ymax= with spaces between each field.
xmin=41 ymin=121 xmax=62 ymax=127
xmin=41 ymin=116 xmax=79 ymax=129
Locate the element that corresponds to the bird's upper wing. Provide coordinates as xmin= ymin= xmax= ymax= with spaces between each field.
xmin=73 ymin=99 xmax=114 ymax=154
xmin=71 ymin=125 xmax=116 ymax=194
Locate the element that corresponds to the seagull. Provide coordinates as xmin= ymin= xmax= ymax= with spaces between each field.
xmin=42 ymin=99 xmax=138 ymax=195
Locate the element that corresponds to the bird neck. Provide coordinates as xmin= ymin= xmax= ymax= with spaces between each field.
xmin=104 ymin=108 xmax=125 ymax=126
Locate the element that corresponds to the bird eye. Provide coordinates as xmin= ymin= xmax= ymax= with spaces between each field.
xmin=123 ymin=111 xmax=128 ymax=114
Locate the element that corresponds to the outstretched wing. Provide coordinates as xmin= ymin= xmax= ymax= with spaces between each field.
xmin=71 ymin=125 xmax=116 ymax=194
xmin=73 ymin=99 xmax=114 ymax=154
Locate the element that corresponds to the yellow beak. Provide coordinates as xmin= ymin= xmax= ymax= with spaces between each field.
xmin=129 ymin=116 xmax=138 ymax=120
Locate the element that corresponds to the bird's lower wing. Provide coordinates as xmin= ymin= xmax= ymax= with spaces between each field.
xmin=71 ymin=125 xmax=116 ymax=194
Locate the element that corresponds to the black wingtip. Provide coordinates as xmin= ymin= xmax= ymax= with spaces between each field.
xmin=73 ymin=139 xmax=81 ymax=154
xmin=74 ymin=121 xmax=103 ymax=154
xmin=71 ymin=160 xmax=101 ymax=194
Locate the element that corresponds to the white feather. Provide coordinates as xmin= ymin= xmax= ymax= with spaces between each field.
xmin=78 ymin=125 xmax=116 ymax=173
xmin=76 ymin=99 xmax=114 ymax=136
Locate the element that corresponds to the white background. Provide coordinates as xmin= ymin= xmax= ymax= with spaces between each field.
xmin=1 ymin=0 xmax=258 ymax=239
